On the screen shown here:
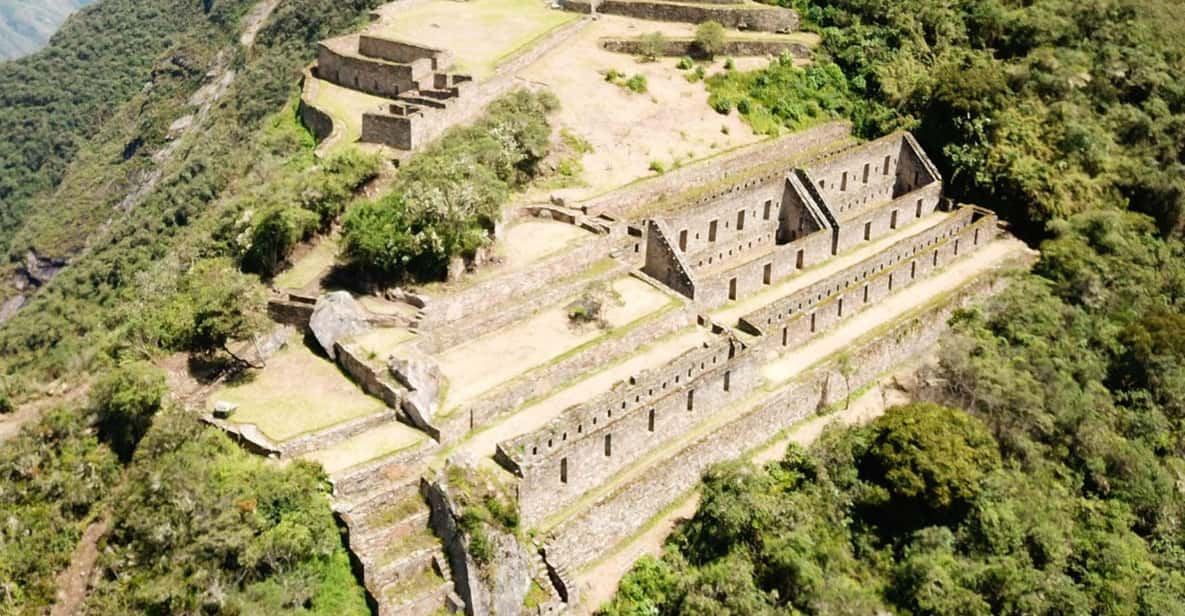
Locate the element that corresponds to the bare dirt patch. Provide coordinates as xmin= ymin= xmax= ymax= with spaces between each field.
xmin=517 ymin=16 xmax=797 ymax=200
xmin=498 ymin=219 xmax=593 ymax=269
xmin=369 ymin=0 xmax=579 ymax=78
xmin=437 ymin=276 xmax=673 ymax=408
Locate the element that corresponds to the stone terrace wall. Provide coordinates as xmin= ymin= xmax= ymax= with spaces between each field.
xmin=432 ymin=304 xmax=698 ymax=443
xmin=543 ymin=255 xmax=1018 ymax=570
xmin=359 ymin=35 xmax=452 ymax=68
xmin=742 ymin=208 xmax=998 ymax=350
xmin=416 ymin=229 xmax=631 ymax=354
xmin=642 ymin=220 xmax=697 ymax=299
xmin=503 ymin=335 xmax=760 ymax=526
xmin=317 ymin=38 xmax=427 ymax=99
xmin=600 ymin=37 xmax=811 ymax=59
xmin=562 ymin=0 xmax=800 ymax=33
xmin=833 ymin=182 xmax=943 ymax=254
xmin=298 ymin=85 xmax=334 ymax=143
xmin=581 ymin=122 xmax=851 ymax=219
xmin=695 ymin=226 xmax=832 ymax=308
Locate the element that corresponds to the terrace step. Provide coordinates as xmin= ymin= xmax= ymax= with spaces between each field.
xmin=380 ymin=573 xmax=456 ymax=616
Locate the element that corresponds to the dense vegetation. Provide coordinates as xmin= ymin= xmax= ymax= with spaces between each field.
xmin=605 ymin=212 xmax=1185 ymax=615
xmin=713 ymin=0 xmax=1185 ymax=238
xmin=0 ymin=0 xmax=255 ymax=255
xmin=0 ymin=0 xmax=388 ymax=612
xmin=341 ymin=89 xmax=558 ymax=281
xmin=0 ymin=0 xmax=94 ymax=60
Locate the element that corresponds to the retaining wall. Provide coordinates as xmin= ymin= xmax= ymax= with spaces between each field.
xmin=432 ymin=304 xmax=697 ymax=443
xmin=504 ymin=335 xmax=760 ymax=526
xmin=543 ymin=251 xmax=1018 ymax=570
xmin=562 ymin=0 xmax=799 ymax=33
xmin=581 ymin=122 xmax=852 ymax=218
xmin=600 ymin=37 xmax=811 ymax=59
xmin=747 ymin=208 xmax=998 ymax=352
xmin=694 ymin=226 xmax=832 ymax=307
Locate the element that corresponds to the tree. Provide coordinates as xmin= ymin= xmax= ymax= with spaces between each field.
xmin=638 ymin=31 xmax=667 ymax=62
xmin=694 ymin=21 xmax=726 ymax=58
xmin=182 ymin=258 xmax=268 ymax=365
xmin=90 ymin=361 xmax=168 ymax=462
xmin=860 ymin=403 xmax=1001 ymax=528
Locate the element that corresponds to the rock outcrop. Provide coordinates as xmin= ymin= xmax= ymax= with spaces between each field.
xmin=310 ymin=291 xmax=371 ymax=359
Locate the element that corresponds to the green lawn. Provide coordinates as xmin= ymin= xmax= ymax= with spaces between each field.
xmin=213 ymin=343 xmax=386 ymax=442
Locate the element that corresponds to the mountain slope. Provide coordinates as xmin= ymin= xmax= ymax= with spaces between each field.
xmin=0 ymin=0 xmax=95 ymax=60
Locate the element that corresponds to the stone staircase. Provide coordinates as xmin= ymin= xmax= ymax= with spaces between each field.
xmin=338 ymin=474 xmax=461 ymax=615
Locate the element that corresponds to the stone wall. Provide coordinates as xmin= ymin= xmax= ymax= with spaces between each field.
xmin=543 ymin=255 xmax=1018 ymax=570
xmin=416 ymin=228 xmax=631 ymax=353
xmin=581 ymin=122 xmax=852 ymax=219
xmin=562 ymin=0 xmax=799 ymax=33
xmin=641 ymin=220 xmax=697 ymax=299
xmin=832 ymin=182 xmax=943 ymax=254
xmin=360 ymin=17 xmax=591 ymax=152
xmin=600 ymin=37 xmax=811 ymax=59
xmin=316 ymin=38 xmax=428 ymax=99
xmin=358 ymin=35 xmax=452 ymax=68
xmin=801 ymin=132 xmax=941 ymax=225
xmin=745 ymin=208 xmax=998 ymax=353
xmin=739 ymin=206 xmax=989 ymax=335
xmin=298 ymin=81 xmax=335 ymax=143
xmin=503 ymin=335 xmax=760 ymax=526
xmin=432 ymin=304 xmax=698 ymax=443
xmin=694 ymin=226 xmax=832 ymax=308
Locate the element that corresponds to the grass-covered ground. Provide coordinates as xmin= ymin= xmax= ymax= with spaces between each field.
xmin=214 ymin=342 xmax=387 ymax=442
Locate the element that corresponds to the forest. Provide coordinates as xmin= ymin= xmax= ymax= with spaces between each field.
xmin=604 ymin=0 xmax=1185 ymax=613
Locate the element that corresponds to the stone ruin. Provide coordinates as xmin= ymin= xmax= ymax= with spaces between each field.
xmin=313 ymin=33 xmax=476 ymax=151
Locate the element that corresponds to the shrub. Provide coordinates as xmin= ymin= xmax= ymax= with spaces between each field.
xmin=711 ymin=96 xmax=733 ymax=114
xmin=649 ymin=159 xmax=667 ymax=174
xmin=638 ymin=31 xmax=667 ymax=62
xmin=341 ymin=90 xmax=557 ymax=282
xmin=605 ymin=68 xmax=625 ymax=82
xmin=694 ymin=21 xmax=726 ymax=58
xmin=625 ymin=74 xmax=649 ymax=93
xmin=91 ymin=361 xmax=168 ymax=462
xmin=677 ymin=55 xmax=695 ymax=70
xmin=242 ymin=206 xmax=319 ymax=276
xmin=724 ymin=57 xmax=735 ymax=70
xmin=737 ymin=98 xmax=752 ymax=115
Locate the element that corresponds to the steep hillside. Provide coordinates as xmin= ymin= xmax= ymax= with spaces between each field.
xmin=0 ymin=0 xmax=94 ymax=60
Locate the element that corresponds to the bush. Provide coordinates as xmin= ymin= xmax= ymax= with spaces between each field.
xmin=242 ymin=206 xmax=319 ymax=276
xmin=677 ymin=55 xmax=695 ymax=70
xmin=724 ymin=57 xmax=735 ymax=70
xmin=694 ymin=21 xmax=726 ymax=58
xmin=736 ymin=98 xmax=752 ymax=115
xmin=605 ymin=68 xmax=625 ymax=82
xmin=625 ymin=74 xmax=648 ymax=93
xmin=341 ymin=90 xmax=558 ymax=282
xmin=711 ymin=96 xmax=733 ymax=114
xmin=649 ymin=159 xmax=666 ymax=174
xmin=91 ymin=361 xmax=168 ymax=462
xmin=638 ymin=31 xmax=667 ymax=61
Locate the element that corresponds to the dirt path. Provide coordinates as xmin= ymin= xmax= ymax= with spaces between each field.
xmin=50 ymin=514 xmax=110 ymax=616
xmin=240 ymin=0 xmax=281 ymax=47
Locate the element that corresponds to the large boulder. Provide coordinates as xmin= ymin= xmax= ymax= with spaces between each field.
xmin=389 ymin=354 xmax=442 ymax=427
xmin=309 ymin=291 xmax=371 ymax=359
